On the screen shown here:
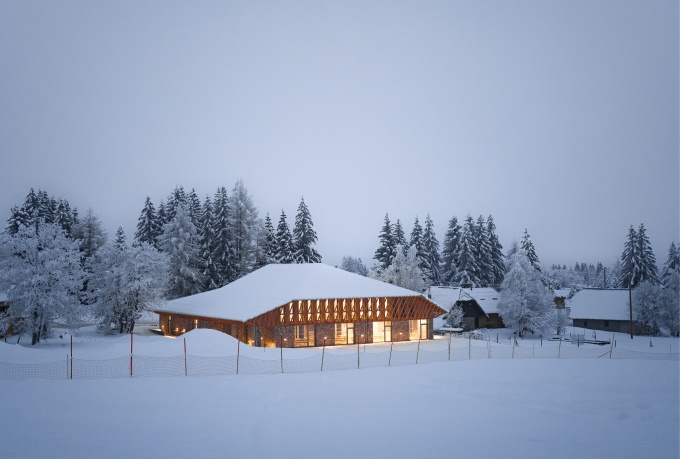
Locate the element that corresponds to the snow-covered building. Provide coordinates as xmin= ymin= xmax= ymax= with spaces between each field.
xmin=428 ymin=286 xmax=505 ymax=331
xmin=155 ymin=263 xmax=446 ymax=347
xmin=568 ymin=288 xmax=634 ymax=334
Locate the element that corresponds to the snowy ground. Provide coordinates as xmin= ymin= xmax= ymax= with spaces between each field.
xmin=0 ymin=324 xmax=678 ymax=459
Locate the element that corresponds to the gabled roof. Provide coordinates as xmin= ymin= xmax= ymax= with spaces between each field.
xmin=429 ymin=286 xmax=500 ymax=316
xmin=157 ymin=263 xmax=431 ymax=323
xmin=568 ymin=289 xmax=631 ymax=321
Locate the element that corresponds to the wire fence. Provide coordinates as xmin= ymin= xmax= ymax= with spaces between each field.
xmin=0 ymin=337 xmax=677 ymax=380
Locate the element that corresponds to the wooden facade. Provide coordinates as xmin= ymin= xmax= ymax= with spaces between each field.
xmin=158 ymin=295 xmax=445 ymax=348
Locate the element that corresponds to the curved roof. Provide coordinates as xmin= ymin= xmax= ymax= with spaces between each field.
xmin=157 ymin=263 xmax=432 ymax=323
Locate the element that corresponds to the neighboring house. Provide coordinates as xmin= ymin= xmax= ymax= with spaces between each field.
xmin=429 ymin=286 xmax=505 ymax=331
xmin=568 ymin=288 xmax=634 ymax=334
xmin=0 ymin=292 xmax=12 ymax=337
xmin=155 ymin=263 xmax=446 ymax=348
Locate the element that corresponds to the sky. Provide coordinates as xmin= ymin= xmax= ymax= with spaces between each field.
xmin=1 ymin=0 xmax=678 ymax=270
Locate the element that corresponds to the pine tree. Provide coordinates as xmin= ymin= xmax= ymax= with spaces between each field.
xmin=619 ymin=224 xmax=659 ymax=288
xmin=636 ymin=223 xmax=659 ymax=285
xmin=229 ymin=180 xmax=259 ymax=277
xmin=393 ymin=219 xmax=407 ymax=255
xmin=5 ymin=205 xmax=29 ymax=235
xmin=187 ymin=188 xmax=202 ymax=230
xmin=211 ymin=186 xmax=234 ymax=286
xmin=454 ymin=216 xmax=479 ymax=288
xmin=370 ymin=244 xmax=427 ymax=292
xmin=440 ymin=216 xmax=462 ymax=285
xmin=340 ymin=256 xmax=368 ymax=276
xmin=486 ymin=215 xmax=505 ymax=286
xmin=134 ymin=197 xmax=161 ymax=249
xmin=198 ymin=196 xmax=219 ymax=291
xmin=164 ymin=186 xmax=187 ymax=224
xmin=421 ymin=215 xmax=442 ymax=285
xmin=660 ymin=242 xmax=680 ymax=288
xmin=473 ymin=215 xmax=492 ymax=286
xmin=374 ymin=214 xmax=396 ymax=270
xmin=56 ymin=199 xmax=75 ymax=239
xmin=409 ymin=216 xmax=429 ymax=278
xmin=73 ymin=208 xmax=108 ymax=262
xmin=275 ymin=210 xmax=294 ymax=263
xmin=520 ymin=229 xmax=541 ymax=272
xmin=292 ymin=197 xmax=321 ymax=263
xmin=158 ymin=205 xmax=204 ymax=299
xmin=262 ymin=213 xmax=277 ymax=264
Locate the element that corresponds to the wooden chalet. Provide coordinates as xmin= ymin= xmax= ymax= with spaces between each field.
xmin=155 ymin=263 xmax=446 ymax=347
xmin=429 ymin=286 xmax=505 ymax=331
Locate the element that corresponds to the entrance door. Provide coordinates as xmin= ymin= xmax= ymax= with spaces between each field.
xmin=420 ymin=320 xmax=428 ymax=340
xmin=347 ymin=326 xmax=354 ymax=344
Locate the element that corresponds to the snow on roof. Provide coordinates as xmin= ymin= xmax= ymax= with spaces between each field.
xmin=428 ymin=286 xmax=500 ymax=316
xmin=553 ymin=289 xmax=571 ymax=298
xmin=568 ymin=289 xmax=631 ymax=321
xmin=157 ymin=263 xmax=429 ymax=322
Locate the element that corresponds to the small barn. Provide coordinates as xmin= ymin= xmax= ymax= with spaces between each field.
xmin=429 ymin=286 xmax=505 ymax=331
xmin=568 ymin=288 xmax=634 ymax=334
xmin=155 ymin=263 xmax=446 ymax=347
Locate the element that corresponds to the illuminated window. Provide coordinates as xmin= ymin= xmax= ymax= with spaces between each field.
xmin=193 ymin=319 xmax=198 ymax=329
xmin=295 ymin=325 xmax=306 ymax=340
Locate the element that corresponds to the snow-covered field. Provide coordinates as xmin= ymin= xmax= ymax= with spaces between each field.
xmin=0 ymin=325 xmax=678 ymax=458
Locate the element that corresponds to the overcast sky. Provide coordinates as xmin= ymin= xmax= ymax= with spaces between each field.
xmin=1 ymin=1 xmax=678 ymax=270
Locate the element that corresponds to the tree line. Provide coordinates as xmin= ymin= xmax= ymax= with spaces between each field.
xmin=0 ymin=184 xmax=322 ymax=343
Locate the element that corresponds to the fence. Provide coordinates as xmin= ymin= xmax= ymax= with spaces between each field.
xmin=0 ymin=337 xmax=677 ymax=380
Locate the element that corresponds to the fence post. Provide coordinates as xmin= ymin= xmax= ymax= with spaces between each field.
xmin=184 ymin=338 xmax=188 ymax=376
xmin=66 ymin=354 xmax=69 ymax=380
xmin=70 ymin=335 xmax=73 ymax=380
xmin=468 ymin=334 xmax=471 ymax=360
xmin=512 ymin=337 xmax=515 ymax=359
xmin=448 ymin=333 xmax=451 ymax=361
xmin=321 ymin=338 xmax=326 ymax=372
xmin=129 ymin=332 xmax=133 ymax=377
xmin=558 ymin=337 xmax=561 ymax=359
xmin=237 ymin=340 xmax=240 ymax=375
xmin=389 ymin=341 xmax=393 ymax=366
xmin=357 ymin=335 xmax=360 ymax=369
xmin=416 ymin=338 xmax=421 ymax=364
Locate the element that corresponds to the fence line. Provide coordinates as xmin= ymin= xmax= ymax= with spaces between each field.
xmin=0 ymin=339 xmax=677 ymax=380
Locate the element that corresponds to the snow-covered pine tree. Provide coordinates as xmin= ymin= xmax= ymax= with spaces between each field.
xmin=454 ymin=216 xmax=480 ymax=288
xmin=473 ymin=215 xmax=493 ymax=286
xmin=422 ymin=215 xmax=442 ymax=285
xmin=198 ymin=196 xmax=219 ymax=291
xmin=486 ymin=215 xmax=505 ymax=287
xmin=275 ymin=210 xmax=294 ymax=263
xmin=73 ymin=208 xmax=108 ymax=262
xmin=0 ymin=222 xmax=86 ymax=344
xmin=252 ymin=218 xmax=269 ymax=270
xmin=56 ymin=199 xmax=75 ymax=239
xmin=210 ymin=186 xmax=234 ymax=286
xmin=520 ymin=229 xmax=541 ymax=272
xmin=659 ymin=261 xmax=679 ymax=337
xmin=229 ymin=180 xmax=259 ymax=278
xmin=618 ymin=224 xmax=659 ymax=288
xmin=5 ymin=205 xmax=29 ymax=235
xmin=340 ymin=256 xmax=368 ymax=276
xmin=660 ymin=242 xmax=680 ymax=288
xmin=370 ymin=244 xmax=427 ymax=292
xmin=374 ymin=214 xmax=396 ymax=270
xmin=440 ymin=216 xmax=461 ymax=285
xmin=158 ymin=204 xmax=204 ymax=299
xmin=157 ymin=199 xmax=168 ymax=229
xmin=443 ymin=302 xmax=464 ymax=328
xmin=262 ymin=213 xmax=277 ymax=264
xmin=164 ymin=186 xmax=187 ymax=224
xmin=134 ymin=197 xmax=162 ymax=249
xmin=409 ymin=216 xmax=430 ymax=281
xmin=292 ymin=197 xmax=321 ymax=263
xmin=636 ymin=223 xmax=659 ymax=285
xmin=393 ymin=219 xmax=407 ymax=256
xmin=37 ymin=189 xmax=56 ymax=225
xmin=187 ymin=188 xmax=202 ymax=230
xmin=497 ymin=250 xmax=554 ymax=337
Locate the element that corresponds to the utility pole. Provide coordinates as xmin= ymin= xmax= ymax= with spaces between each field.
xmin=628 ymin=274 xmax=634 ymax=339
